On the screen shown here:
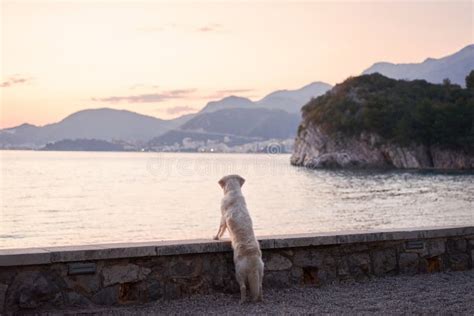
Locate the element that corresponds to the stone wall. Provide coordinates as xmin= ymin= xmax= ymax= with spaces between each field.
xmin=0 ymin=226 xmax=473 ymax=313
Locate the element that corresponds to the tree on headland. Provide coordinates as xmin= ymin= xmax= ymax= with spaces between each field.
xmin=466 ymin=70 xmax=474 ymax=89
xmin=442 ymin=78 xmax=452 ymax=86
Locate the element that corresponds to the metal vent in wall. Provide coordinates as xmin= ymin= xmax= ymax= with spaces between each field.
xmin=405 ymin=240 xmax=424 ymax=250
xmin=68 ymin=262 xmax=97 ymax=275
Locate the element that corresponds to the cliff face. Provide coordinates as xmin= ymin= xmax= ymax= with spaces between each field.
xmin=291 ymin=123 xmax=474 ymax=169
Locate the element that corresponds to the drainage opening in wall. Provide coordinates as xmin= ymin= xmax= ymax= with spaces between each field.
xmin=426 ymin=257 xmax=442 ymax=273
xmin=302 ymin=267 xmax=319 ymax=286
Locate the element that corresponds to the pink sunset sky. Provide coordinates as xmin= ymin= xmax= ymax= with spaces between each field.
xmin=1 ymin=0 xmax=472 ymax=128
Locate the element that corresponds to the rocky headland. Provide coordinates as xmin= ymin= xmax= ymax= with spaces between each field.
xmin=291 ymin=73 xmax=474 ymax=169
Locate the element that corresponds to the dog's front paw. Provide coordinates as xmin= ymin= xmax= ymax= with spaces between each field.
xmin=213 ymin=235 xmax=219 ymax=240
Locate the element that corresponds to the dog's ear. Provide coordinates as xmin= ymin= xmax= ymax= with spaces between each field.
xmin=218 ymin=177 xmax=226 ymax=189
xmin=236 ymin=175 xmax=245 ymax=187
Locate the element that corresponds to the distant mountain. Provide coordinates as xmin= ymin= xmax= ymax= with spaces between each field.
xmin=182 ymin=108 xmax=300 ymax=138
xmin=0 ymin=108 xmax=176 ymax=147
xmin=256 ymin=82 xmax=332 ymax=112
xmin=149 ymin=108 xmax=300 ymax=148
xmin=168 ymin=112 xmax=197 ymax=126
xmin=42 ymin=108 xmax=173 ymax=141
xmin=198 ymin=82 xmax=332 ymax=114
xmin=0 ymin=123 xmax=42 ymax=147
xmin=200 ymin=96 xmax=255 ymax=113
xmin=363 ymin=44 xmax=474 ymax=86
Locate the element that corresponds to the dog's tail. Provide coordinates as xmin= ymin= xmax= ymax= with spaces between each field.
xmin=248 ymin=257 xmax=264 ymax=302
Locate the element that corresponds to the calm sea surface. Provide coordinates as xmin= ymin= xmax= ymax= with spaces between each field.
xmin=1 ymin=150 xmax=473 ymax=249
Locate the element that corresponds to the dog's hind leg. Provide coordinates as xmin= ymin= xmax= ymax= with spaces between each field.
xmin=235 ymin=269 xmax=247 ymax=304
xmin=248 ymin=268 xmax=262 ymax=302
xmin=249 ymin=259 xmax=264 ymax=302
xmin=257 ymin=263 xmax=264 ymax=301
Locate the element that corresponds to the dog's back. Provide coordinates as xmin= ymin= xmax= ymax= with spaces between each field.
xmin=221 ymin=190 xmax=259 ymax=252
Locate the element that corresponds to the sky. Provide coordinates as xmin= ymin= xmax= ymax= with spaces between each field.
xmin=0 ymin=0 xmax=472 ymax=128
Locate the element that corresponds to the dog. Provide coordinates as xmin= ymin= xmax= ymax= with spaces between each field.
xmin=213 ymin=174 xmax=264 ymax=303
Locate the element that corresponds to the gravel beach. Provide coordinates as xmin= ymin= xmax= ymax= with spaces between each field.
xmin=51 ymin=270 xmax=474 ymax=315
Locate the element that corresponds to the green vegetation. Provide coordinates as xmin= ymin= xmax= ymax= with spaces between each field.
xmin=466 ymin=70 xmax=474 ymax=90
xmin=42 ymin=139 xmax=125 ymax=151
xmin=302 ymin=73 xmax=474 ymax=151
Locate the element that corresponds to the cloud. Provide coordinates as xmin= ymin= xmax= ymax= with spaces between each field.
xmin=0 ymin=75 xmax=32 ymax=88
xmin=204 ymin=88 xmax=255 ymax=99
xmin=196 ymin=24 xmax=222 ymax=33
xmin=216 ymin=88 xmax=254 ymax=94
xmin=129 ymin=83 xmax=159 ymax=90
xmin=139 ymin=23 xmax=223 ymax=33
xmin=166 ymin=105 xmax=196 ymax=115
xmin=92 ymin=89 xmax=196 ymax=103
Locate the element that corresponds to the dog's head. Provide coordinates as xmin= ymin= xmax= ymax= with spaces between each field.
xmin=218 ymin=174 xmax=245 ymax=193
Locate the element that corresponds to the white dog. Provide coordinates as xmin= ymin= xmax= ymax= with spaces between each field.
xmin=213 ymin=174 xmax=264 ymax=303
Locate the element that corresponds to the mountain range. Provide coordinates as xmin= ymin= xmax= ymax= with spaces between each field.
xmin=1 ymin=81 xmax=331 ymax=149
xmin=363 ymin=44 xmax=473 ymax=86
xmin=1 ymin=44 xmax=472 ymax=150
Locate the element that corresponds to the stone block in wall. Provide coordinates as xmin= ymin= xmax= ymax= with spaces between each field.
xmin=91 ymin=285 xmax=119 ymax=305
xmin=201 ymin=254 xmax=235 ymax=291
xmin=102 ymin=264 xmax=151 ymax=287
xmin=0 ymin=269 xmax=15 ymax=287
xmin=399 ymin=253 xmax=419 ymax=275
xmin=170 ymin=276 xmax=207 ymax=297
xmin=168 ymin=256 xmax=203 ymax=279
xmin=264 ymin=253 xmax=292 ymax=271
xmin=447 ymin=239 xmax=467 ymax=253
xmin=114 ymin=278 xmax=155 ymax=303
xmin=6 ymin=271 xmax=64 ymax=310
xmin=293 ymin=249 xmax=336 ymax=268
xmin=263 ymin=270 xmax=291 ymax=288
xmin=468 ymin=238 xmax=474 ymax=247
xmin=137 ymin=279 xmax=164 ymax=301
xmin=66 ymin=292 xmax=91 ymax=307
xmin=337 ymin=253 xmax=371 ymax=279
xmin=66 ymin=273 xmax=102 ymax=295
xmin=290 ymin=267 xmax=303 ymax=283
xmin=371 ymin=248 xmax=397 ymax=276
xmin=0 ymin=283 xmax=8 ymax=313
xmin=160 ymin=282 xmax=180 ymax=299
xmin=338 ymin=243 xmax=370 ymax=254
xmin=423 ymin=239 xmax=446 ymax=257
xmin=448 ymin=253 xmax=470 ymax=271
xmin=317 ymin=267 xmax=337 ymax=285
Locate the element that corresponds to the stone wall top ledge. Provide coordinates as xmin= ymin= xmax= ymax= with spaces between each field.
xmin=0 ymin=226 xmax=472 ymax=267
